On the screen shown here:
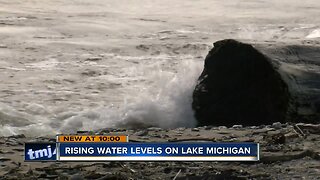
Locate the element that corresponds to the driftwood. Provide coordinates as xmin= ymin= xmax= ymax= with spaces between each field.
xmin=261 ymin=149 xmax=320 ymax=162
xmin=295 ymin=123 xmax=320 ymax=134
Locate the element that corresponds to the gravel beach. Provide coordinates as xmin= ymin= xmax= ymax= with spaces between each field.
xmin=1 ymin=124 xmax=320 ymax=179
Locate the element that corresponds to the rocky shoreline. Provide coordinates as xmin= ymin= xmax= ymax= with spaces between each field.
xmin=1 ymin=123 xmax=320 ymax=179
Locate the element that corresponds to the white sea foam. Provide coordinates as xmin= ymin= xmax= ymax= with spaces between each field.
xmin=306 ymin=29 xmax=320 ymax=39
xmin=59 ymin=59 xmax=203 ymax=134
xmin=0 ymin=59 xmax=203 ymax=136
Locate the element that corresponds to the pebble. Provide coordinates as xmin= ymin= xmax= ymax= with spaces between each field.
xmin=150 ymin=134 xmax=161 ymax=138
xmin=162 ymin=134 xmax=170 ymax=138
xmin=147 ymin=127 xmax=162 ymax=131
xmin=227 ymin=138 xmax=238 ymax=142
xmin=47 ymin=175 xmax=59 ymax=179
xmin=218 ymin=126 xmax=227 ymax=129
xmin=272 ymin=122 xmax=282 ymax=129
xmin=0 ymin=44 xmax=7 ymax=48
xmin=135 ymin=130 xmax=148 ymax=136
xmin=265 ymin=128 xmax=276 ymax=131
xmin=0 ymin=150 xmax=14 ymax=154
xmin=5 ymin=139 xmax=19 ymax=146
xmin=259 ymin=125 xmax=266 ymax=129
xmin=176 ymin=127 xmax=186 ymax=131
xmin=163 ymin=167 xmax=172 ymax=174
xmin=70 ymin=174 xmax=84 ymax=180
xmin=8 ymin=134 xmax=25 ymax=138
xmin=191 ymin=128 xmax=200 ymax=132
xmin=232 ymin=125 xmax=243 ymax=129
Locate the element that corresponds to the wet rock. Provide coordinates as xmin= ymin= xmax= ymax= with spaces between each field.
xmin=147 ymin=127 xmax=162 ymax=131
xmin=8 ymin=134 xmax=26 ymax=139
xmin=139 ymin=136 xmax=149 ymax=140
xmin=272 ymin=122 xmax=282 ymax=129
xmin=135 ymin=130 xmax=148 ymax=136
xmin=176 ymin=127 xmax=186 ymax=131
xmin=84 ymin=171 xmax=105 ymax=179
xmin=201 ymin=126 xmax=210 ymax=130
xmin=192 ymin=39 xmax=290 ymax=127
xmin=263 ymin=133 xmax=286 ymax=145
xmin=296 ymin=123 xmax=320 ymax=134
xmin=5 ymin=139 xmax=20 ymax=146
xmin=163 ymin=167 xmax=172 ymax=174
xmin=232 ymin=125 xmax=243 ymax=129
xmin=3 ymin=150 xmax=15 ymax=154
xmin=70 ymin=174 xmax=84 ymax=180
xmin=150 ymin=134 xmax=161 ymax=138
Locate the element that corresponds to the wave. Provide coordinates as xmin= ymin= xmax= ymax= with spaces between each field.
xmin=0 ymin=58 xmax=203 ymax=136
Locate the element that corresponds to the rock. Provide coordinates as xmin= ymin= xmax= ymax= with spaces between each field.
xmin=70 ymin=174 xmax=84 ymax=180
xmin=272 ymin=122 xmax=282 ymax=129
xmin=218 ymin=126 xmax=227 ymax=129
xmin=232 ymin=125 xmax=243 ymax=129
xmin=8 ymin=134 xmax=26 ymax=138
xmin=192 ymin=39 xmax=290 ymax=127
xmin=176 ymin=127 xmax=186 ymax=131
xmin=263 ymin=133 xmax=286 ymax=145
xmin=147 ymin=127 xmax=163 ymax=131
xmin=135 ymin=130 xmax=148 ymax=136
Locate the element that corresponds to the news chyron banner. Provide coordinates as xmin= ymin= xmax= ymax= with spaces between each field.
xmin=25 ymin=135 xmax=259 ymax=161
xmin=25 ymin=135 xmax=128 ymax=161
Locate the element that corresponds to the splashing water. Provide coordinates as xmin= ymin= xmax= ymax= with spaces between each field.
xmin=0 ymin=57 xmax=203 ymax=136
xmin=59 ymin=59 xmax=203 ymax=134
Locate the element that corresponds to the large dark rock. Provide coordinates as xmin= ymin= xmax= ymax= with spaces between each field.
xmin=192 ymin=39 xmax=291 ymax=126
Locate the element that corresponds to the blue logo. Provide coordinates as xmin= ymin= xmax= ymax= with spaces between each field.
xmin=25 ymin=143 xmax=57 ymax=161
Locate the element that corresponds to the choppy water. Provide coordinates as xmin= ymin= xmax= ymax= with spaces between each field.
xmin=0 ymin=53 xmax=203 ymax=136
xmin=0 ymin=0 xmax=319 ymax=136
